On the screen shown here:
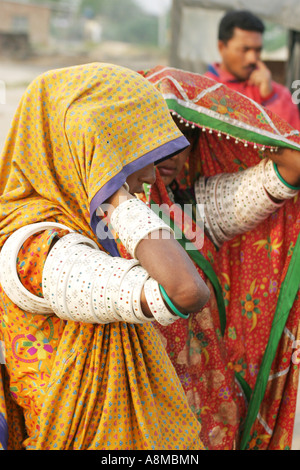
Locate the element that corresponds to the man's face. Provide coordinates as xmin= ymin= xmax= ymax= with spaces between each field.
xmin=218 ymin=27 xmax=263 ymax=81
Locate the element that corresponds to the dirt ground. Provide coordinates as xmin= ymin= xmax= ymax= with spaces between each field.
xmin=0 ymin=44 xmax=299 ymax=450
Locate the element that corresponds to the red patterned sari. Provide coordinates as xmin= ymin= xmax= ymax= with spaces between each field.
xmin=140 ymin=66 xmax=300 ymax=450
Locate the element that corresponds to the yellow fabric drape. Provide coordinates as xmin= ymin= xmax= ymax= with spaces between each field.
xmin=0 ymin=62 xmax=203 ymax=450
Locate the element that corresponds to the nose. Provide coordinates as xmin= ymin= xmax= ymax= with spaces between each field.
xmin=141 ymin=163 xmax=156 ymax=185
xmin=246 ymin=49 xmax=259 ymax=65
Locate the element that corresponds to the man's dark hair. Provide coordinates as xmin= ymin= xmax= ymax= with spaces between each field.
xmin=218 ymin=10 xmax=265 ymax=43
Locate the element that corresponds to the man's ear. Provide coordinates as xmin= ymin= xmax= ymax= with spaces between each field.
xmin=218 ymin=40 xmax=226 ymax=56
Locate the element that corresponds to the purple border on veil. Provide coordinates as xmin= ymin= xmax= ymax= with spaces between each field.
xmin=89 ymin=135 xmax=188 ymax=256
xmin=0 ymin=412 xmax=8 ymax=450
xmin=90 ymin=135 xmax=188 ymax=229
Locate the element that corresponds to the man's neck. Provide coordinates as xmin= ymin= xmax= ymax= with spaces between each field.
xmin=215 ymin=63 xmax=242 ymax=82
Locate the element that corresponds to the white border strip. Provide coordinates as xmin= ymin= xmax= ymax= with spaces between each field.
xmin=192 ymin=82 xmax=223 ymax=103
xmin=269 ymin=366 xmax=290 ymax=381
xmin=163 ymin=92 xmax=300 ymax=150
xmin=284 ymin=326 xmax=296 ymax=342
xmin=257 ymin=412 xmax=273 ymax=435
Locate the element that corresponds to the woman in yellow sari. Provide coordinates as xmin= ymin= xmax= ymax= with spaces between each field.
xmin=0 ymin=62 xmax=209 ymax=450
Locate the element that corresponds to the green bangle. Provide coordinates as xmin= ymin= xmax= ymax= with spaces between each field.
xmin=159 ymin=284 xmax=190 ymax=319
xmin=273 ymin=162 xmax=300 ymax=190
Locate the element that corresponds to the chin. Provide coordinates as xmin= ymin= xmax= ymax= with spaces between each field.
xmin=231 ymin=69 xmax=249 ymax=81
xmin=132 ymin=186 xmax=143 ymax=194
xmin=240 ymin=70 xmax=253 ymax=81
xmin=159 ymin=176 xmax=172 ymax=186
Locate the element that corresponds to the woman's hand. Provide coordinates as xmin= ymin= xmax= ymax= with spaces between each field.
xmin=266 ymin=147 xmax=300 ymax=187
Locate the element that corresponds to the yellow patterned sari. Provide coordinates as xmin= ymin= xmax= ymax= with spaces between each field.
xmin=0 ymin=63 xmax=203 ymax=450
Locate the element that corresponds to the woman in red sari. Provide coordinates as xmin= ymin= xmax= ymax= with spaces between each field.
xmin=139 ymin=66 xmax=300 ymax=450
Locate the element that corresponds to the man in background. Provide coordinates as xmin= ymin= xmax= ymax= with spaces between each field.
xmin=205 ymin=10 xmax=300 ymax=129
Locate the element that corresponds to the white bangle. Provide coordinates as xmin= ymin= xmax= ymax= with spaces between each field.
xmin=194 ymin=176 xmax=206 ymax=205
xmin=0 ymin=222 xmax=72 ymax=314
xmin=236 ymin=162 xmax=282 ymax=227
xmin=233 ymin=163 xmax=276 ymax=228
xmin=144 ymin=277 xmax=178 ymax=326
xmin=195 ymin=177 xmax=221 ymax=247
xmin=90 ymin=255 xmax=126 ymax=323
xmin=43 ymin=235 xmax=130 ymax=324
xmin=53 ymin=244 xmax=97 ymax=322
xmin=42 ymin=232 xmax=99 ymax=312
xmin=206 ymin=175 xmax=231 ymax=245
xmin=203 ymin=206 xmax=222 ymax=247
xmin=196 ymin=159 xmax=288 ymax=244
xmin=131 ymin=271 xmax=151 ymax=323
xmin=42 ymin=230 xmax=179 ymax=325
xmin=110 ymin=197 xmax=174 ymax=258
xmin=218 ymin=173 xmax=244 ymax=234
xmin=64 ymin=248 xmax=107 ymax=323
xmin=105 ymin=257 xmax=139 ymax=321
xmin=215 ymin=173 xmax=240 ymax=236
xmin=90 ymin=253 xmax=119 ymax=323
xmin=118 ymin=265 xmax=151 ymax=323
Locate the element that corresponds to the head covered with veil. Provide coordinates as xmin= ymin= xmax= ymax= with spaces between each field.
xmin=139 ymin=65 xmax=300 ymax=450
xmin=0 ymin=63 xmax=205 ymax=451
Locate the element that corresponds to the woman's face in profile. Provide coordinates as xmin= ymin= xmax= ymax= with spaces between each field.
xmin=126 ymin=163 xmax=156 ymax=194
xmin=157 ymin=118 xmax=196 ymax=186
xmin=156 ymin=148 xmax=190 ymax=187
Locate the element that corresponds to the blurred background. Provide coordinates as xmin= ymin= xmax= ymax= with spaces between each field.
xmin=0 ymin=0 xmax=299 ymax=449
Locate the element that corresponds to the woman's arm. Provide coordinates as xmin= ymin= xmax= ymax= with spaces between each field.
xmin=194 ymin=153 xmax=300 ymax=248
xmin=105 ymin=186 xmax=210 ymax=316
xmin=266 ymin=147 xmax=300 ymax=188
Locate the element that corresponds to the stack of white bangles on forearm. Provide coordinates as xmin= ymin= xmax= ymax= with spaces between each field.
xmin=0 ymin=198 xmax=181 ymax=325
xmin=195 ymin=158 xmax=299 ymax=247
xmin=110 ymin=197 xmax=174 ymax=258
xmin=42 ymin=232 xmax=147 ymax=324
